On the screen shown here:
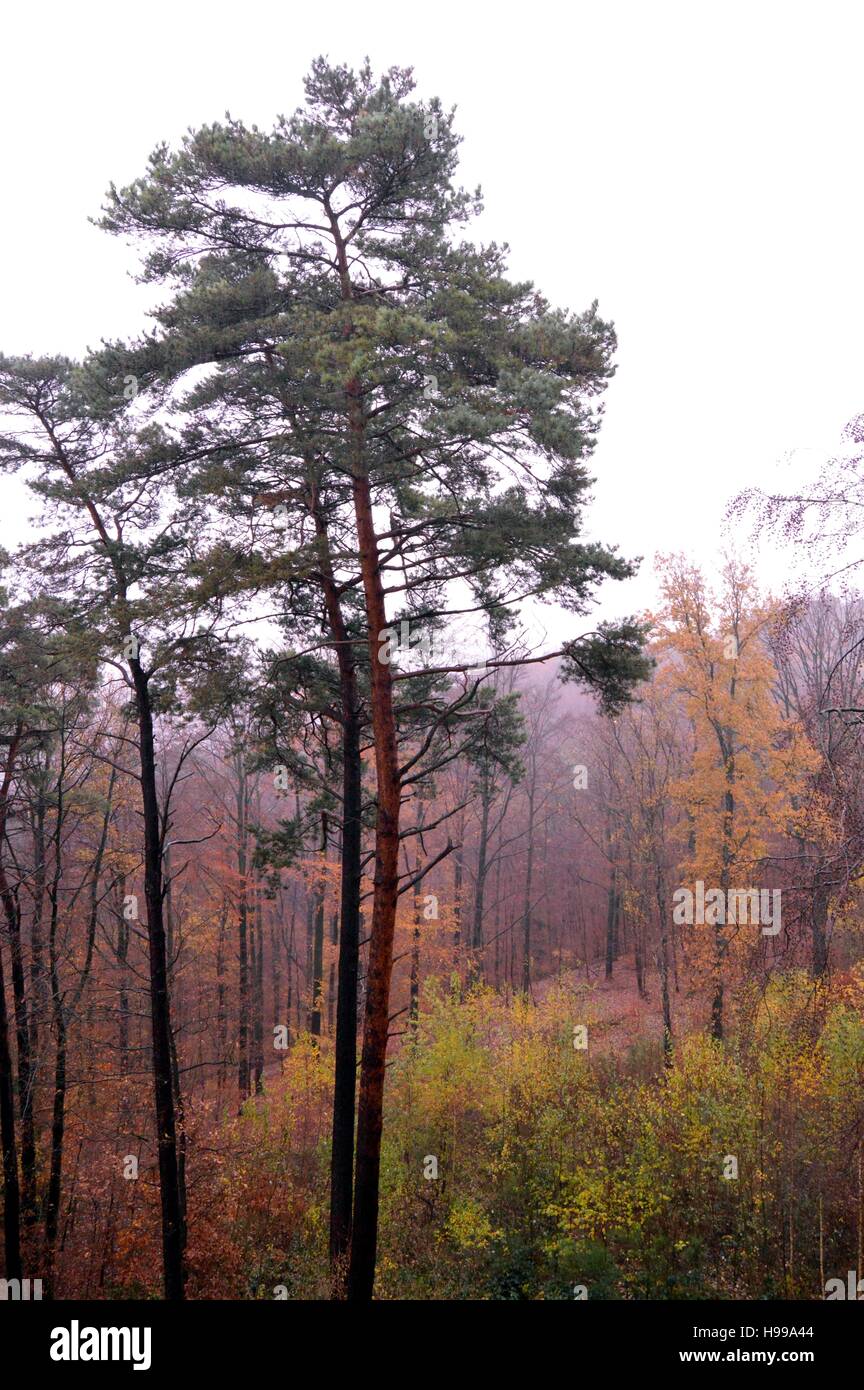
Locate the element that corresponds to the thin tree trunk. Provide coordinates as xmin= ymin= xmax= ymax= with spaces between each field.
xmin=253 ymin=885 xmax=265 ymax=1092
xmin=409 ymin=807 xmax=425 ymax=1036
xmin=328 ymin=702 xmax=362 ymax=1272
xmin=29 ymin=781 xmax=49 ymax=1113
xmin=818 ymin=1194 xmax=825 ymax=1294
xmin=236 ymin=760 xmax=251 ymax=1102
xmin=634 ymin=912 xmax=646 ymax=997
xmin=0 ymin=723 xmax=24 ymax=1276
xmin=216 ymin=898 xmax=227 ymax=1091
xmin=604 ymin=818 xmax=617 ymax=980
xmin=0 ymin=722 xmax=36 ymax=1223
xmin=0 ymin=923 xmax=21 ymax=1280
xmin=713 ymin=776 xmax=735 ymax=1042
xmin=45 ymin=761 xmax=115 ymax=1287
xmin=470 ymin=791 xmax=491 ymax=978
xmin=521 ymin=773 xmax=536 ymax=996
xmin=654 ymin=861 xmax=674 ymax=1064
xmin=308 ymin=824 xmax=326 ymax=1037
xmin=44 ymin=999 xmax=67 ymax=1272
xmin=493 ymin=842 xmax=502 ymax=989
xmin=453 ymin=826 xmax=464 ymax=959
xmin=272 ymin=915 xmax=282 ymax=1073
xmin=4 ymin=879 xmax=35 ymax=1222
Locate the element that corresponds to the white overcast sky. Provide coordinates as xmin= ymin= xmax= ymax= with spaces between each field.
xmin=2 ymin=0 xmax=862 ymax=629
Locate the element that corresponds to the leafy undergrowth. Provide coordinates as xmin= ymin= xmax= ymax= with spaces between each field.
xmin=151 ymin=967 xmax=864 ymax=1300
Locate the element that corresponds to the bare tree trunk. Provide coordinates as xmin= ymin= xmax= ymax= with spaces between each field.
xmin=46 ymin=762 xmax=115 ymax=1287
xmin=3 ymin=883 xmax=36 ymax=1224
xmin=521 ymin=773 xmax=537 ymax=996
xmin=346 ymin=459 xmax=402 ymax=1304
xmin=713 ymin=777 xmax=735 ymax=1042
xmin=470 ymin=792 xmax=491 ymax=980
xmin=493 ymin=843 xmax=502 ymax=989
xmin=453 ymin=819 xmax=464 ymax=963
xmin=409 ymin=807 xmax=426 ymax=1036
xmin=0 ymin=923 xmax=21 ymax=1280
xmin=216 ymin=899 xmax=227 ymax=1091
xmin=130 ymin=659 xmax=185 ymax=1300
xmin=604 ymin=869 xmax=617 ymax=980
xmin=654 ymin=862 xmax=674 ymax=1064
xmin=0 ymin=727 xmax=36 ymax=1226
xmin=0 ymin=725 xmax=23 ymax=1278
xmin=253 ymin=886 xmax=265 ymax=1093
xmin=29 ymin=780 xmax=49 ymax=1114
xmin=328 ymin=708 xmax=362 ymax=1272
xmin=236 ymin=759 xmax=251 ymax=1102
xmin=308 ymin=828 xmax=326 ymax=1037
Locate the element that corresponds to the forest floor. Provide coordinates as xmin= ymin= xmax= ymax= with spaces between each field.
xmin=534 ymin=952 xmax=703 ymax=1056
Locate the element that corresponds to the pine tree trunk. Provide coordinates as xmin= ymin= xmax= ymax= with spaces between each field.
xmin=346 ymin=461 xmax=401 ymax=1304
xmin=331 ymin=227 xmax=401 ymax=1301
xmin=130 ymin=660 xmax=185 ymax=1300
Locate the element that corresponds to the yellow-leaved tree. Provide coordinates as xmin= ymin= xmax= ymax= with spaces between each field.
xmin=653 ymin=555 xmax=818 ymax=1039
